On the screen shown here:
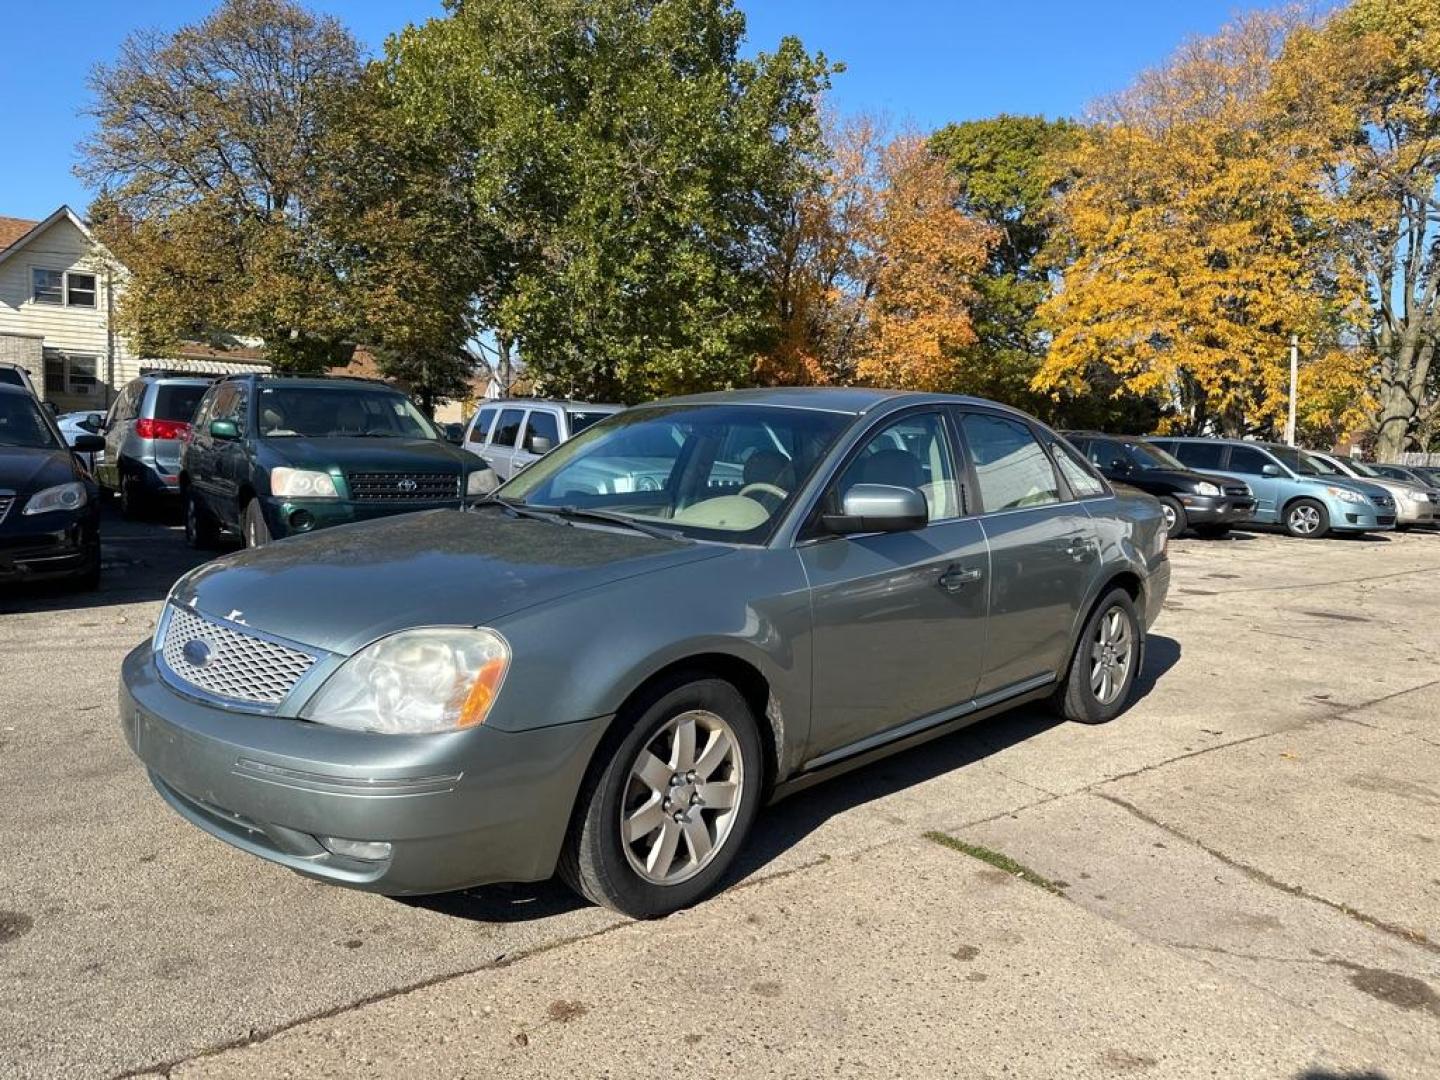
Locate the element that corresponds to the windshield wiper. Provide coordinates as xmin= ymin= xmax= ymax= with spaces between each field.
xmin=469 ymin=494 xmax=555 ymax=523
xmin=541 ymin=505 xmax=684 ymax=541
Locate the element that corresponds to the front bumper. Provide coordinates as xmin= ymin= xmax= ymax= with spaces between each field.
xmin=1330 ymin=504 xmax=1395 ymax=532
xmin=1393 ymin=500 xmax=1435 ymax=526
xmin=120 ymin=643 xmax=611 ymax=894
xmin=1175 ymin=493 xmax=1254 ymax=525
xmin=0 ymin=508 xmax=99 ymax=583
xmin=260 ymin=496 xmax=469 ymax=539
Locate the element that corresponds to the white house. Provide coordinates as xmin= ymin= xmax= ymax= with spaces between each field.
xmin=0 ymin=206 xmax=268 ymax=412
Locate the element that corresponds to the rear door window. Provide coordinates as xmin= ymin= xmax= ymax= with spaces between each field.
xmin=1227 ymin=446 xmax=1272 ymax=476
xmin=523 ymin=410 xmax=560 ymax=452
xmin=959 ymin=412 xmax=1061 ymax=512
xmin=493 ymin=409 xmax=524 ymax=448
xmin=1171 ymin=441 xmax=1224 ymax=470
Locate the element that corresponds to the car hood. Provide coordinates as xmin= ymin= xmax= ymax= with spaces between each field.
xmin=1300 ymin=475 xmax=1389 ymax=500
xmin=172 ymin=508 xmax=728 ymax=656
xmin=0 ymin=446 xmax=81 ymax=497
xmin=263 ymin=437 xmax=485 ymax=473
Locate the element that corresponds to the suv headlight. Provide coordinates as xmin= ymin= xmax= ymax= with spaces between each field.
xmin=1194 ymin=481 xmax=1221 ymax=497
xmin=1327 ymin=486 xmax=1366 ymax=505
xmin=466 ymin=468 xmax=497 ymax=496
xmin=304 ymin=627 xmax=509 ymax=734
xmin=271 ymin=467 xmax=339 ymax=499
xmin=23 ymin=481 xmax=87 ymax=515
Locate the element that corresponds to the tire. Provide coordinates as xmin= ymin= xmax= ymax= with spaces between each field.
xmin=1158 ymin=496 xmax=1187 ymax=539
xmin=1194 ymin=524 xmax=1232 ymax=540
xmin=184 ymin=488 xmax=220 ymax=549
xmin=1283 ymin=498 xmax=1329 ymax=539
xmin=558 ymin=674 xmax=764 ymax=918
xmin=119 ymin=473 xmax=147 ymax=520
xmin=242 ymin=499 xmax=272 ymax=548
xmin=1051 ymin=587 xmax=1143 ymax=725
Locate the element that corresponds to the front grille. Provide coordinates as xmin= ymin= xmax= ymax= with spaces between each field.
xmin=1379 ymin=515 xmax=1396 ymax=526
xmin=160 ymin=605 xmax=317 ymax=707
xmin=1223 ymin=484 xmax=1250 ymax=498
xmin=1372 ymin=494 xmax=1395 ymax=509
xmin=346 ymin=471 xmax=459 ymax=502
xmin=0 ymin=491 xmax=13 ymax=525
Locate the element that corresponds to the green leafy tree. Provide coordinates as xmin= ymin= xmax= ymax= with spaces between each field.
xmin=928 ymin=115 xmax=1080 ymax=414
xmin=80 ymin=0 xmax=363 ymax=371
xmin=386 ymin=0 xmax=835 ymax=403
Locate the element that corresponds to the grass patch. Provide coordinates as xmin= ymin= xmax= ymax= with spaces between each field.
xmin=923 ymin=831 xmax=1067 ymax=896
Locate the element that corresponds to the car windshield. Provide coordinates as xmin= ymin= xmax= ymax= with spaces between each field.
xmin=0 ymin=393 xmax=60 ymax=449
xmin=1344 ymin=459 xmax=1384 ymax=479
xmin=1268 ymin=446 xmax=1321 ymax=476
xmin=1301 ymin=452 xmax=1346 ymax=477
xmin=497 ymin=403 xmax=851 ymax=543
xmin=257 ymin=386 xmax=439 ymax=439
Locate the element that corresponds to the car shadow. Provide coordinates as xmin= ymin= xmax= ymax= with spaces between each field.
xmin=414 ymin=634 xmax=1182 ymax=925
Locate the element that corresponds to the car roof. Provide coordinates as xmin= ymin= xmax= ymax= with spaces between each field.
xmin=630 ymin=386 xmax=1035 ymax=417
xmin=226 ymin=374 xmax=398 ymax=390
xmin=484 ymin=399 xmax=624 ymax=410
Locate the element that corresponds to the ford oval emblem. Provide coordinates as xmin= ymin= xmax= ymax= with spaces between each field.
xmin=397 ymin=478 xmax=418 ymax=492
xmin=182 ymin=639 xmax=214 ymax=668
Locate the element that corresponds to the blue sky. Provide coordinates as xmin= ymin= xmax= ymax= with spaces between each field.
xmin=0 ymin=0 xmax=1246 ymax=220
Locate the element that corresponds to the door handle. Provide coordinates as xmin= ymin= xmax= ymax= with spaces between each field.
xmin=938 ymin=565 xmax=982 ymax=592
xmin=1066 ymin=538 xmax=1095 ymax=561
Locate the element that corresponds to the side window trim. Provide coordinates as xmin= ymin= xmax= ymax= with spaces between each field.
xmin=1045 ymin=433 xmax=1110 ymax=501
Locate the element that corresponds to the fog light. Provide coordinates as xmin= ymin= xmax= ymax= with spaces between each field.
xmin=320 ymin=837 xmax=392 ymax=862
xmin=289 ymin=509 xmax=315 ymax=531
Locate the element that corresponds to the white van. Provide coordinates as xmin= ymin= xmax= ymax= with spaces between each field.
xmin=463 ymin=399 xmax=624 ymax=481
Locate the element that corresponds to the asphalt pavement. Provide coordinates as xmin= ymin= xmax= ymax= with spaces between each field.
xmin=1 ymin=506 xmax=1437 ymax=1078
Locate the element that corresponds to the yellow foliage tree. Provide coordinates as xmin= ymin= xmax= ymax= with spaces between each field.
xmin=760 ymin=117 xmax=996 ymax=390
xmin=1036 ymin=12 xmax=1361 ymax=437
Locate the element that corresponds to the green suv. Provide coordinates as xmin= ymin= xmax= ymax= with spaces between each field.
xmin=181 ymin=375 xmax=496 ymax=548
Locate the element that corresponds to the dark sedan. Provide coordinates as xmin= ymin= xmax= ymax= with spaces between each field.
xmin=0 ymin=384 xmax=104 ymax=589
xmin=1063 ymin=431 xmax=1255 ymax=538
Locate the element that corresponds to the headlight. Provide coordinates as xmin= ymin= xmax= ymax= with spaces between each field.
xmin=23 ymin=481 xmax=87 ymax=515
xmin=271 ymin=467 xmax=339 ymax=499
xmin=304 ymin=627 xmax=509 ymax=734
xmin=1327 ymin=486 xmax=1366 ymax=505
xmin=466 ymin=468 xmax=497 ymax=496
xmin=1194 ymin=481 xmax=1221 ymax=497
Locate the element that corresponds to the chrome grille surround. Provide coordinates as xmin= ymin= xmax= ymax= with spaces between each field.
xmin=0 ymin=489 xmax=13 ymax=525
xmin=346 ymin=471 xmax=459 ymax=502
xmin=157 ymin=604 xmax=323 ymax=710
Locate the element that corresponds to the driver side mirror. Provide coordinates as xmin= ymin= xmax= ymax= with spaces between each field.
xmin=209 ymin=418 xmax=239 ymax=440
xmin=1261 ymin=463 xmax=1283 ymax=477
xmin=528 ymin=435 xmax=553 ymax=454
xmin=822 ymin=483 xmax=928 ymax=535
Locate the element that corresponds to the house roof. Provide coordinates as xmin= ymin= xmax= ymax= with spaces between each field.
xmin=0 ymin=216 xmax=39 ymax=250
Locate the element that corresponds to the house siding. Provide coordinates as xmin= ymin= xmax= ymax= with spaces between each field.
xmin=0 ymin=215 xmax=139 ymax=411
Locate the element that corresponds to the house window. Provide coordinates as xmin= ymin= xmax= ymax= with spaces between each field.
xmin=32 ymin=268 xmax=64 ymax=305
xmin=43 ymin=353 xmax=100 ymax=396
xmin=67 ymin=273 xmax=97 ymax=308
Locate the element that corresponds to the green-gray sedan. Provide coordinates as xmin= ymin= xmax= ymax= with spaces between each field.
xmin=120 ymin=388 xmax=1170 ymax=917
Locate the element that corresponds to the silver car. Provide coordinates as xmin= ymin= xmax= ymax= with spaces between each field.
xmin=120 ymin=389 xmax=1170 ymax=918
xmin=1305 ymin=450 xmax=1437 ymax=529
xmin=100 ymin=375 xmax=215 ymax=517
xmin=463 ymin=398 xmax=624 ymax=480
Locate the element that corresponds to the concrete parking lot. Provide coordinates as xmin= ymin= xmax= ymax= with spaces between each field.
xmin=2 ymin=508 xmax=1438 ymax=1079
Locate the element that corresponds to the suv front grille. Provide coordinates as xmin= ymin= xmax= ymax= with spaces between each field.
xmin=159 ymin=605 xmax=318 ymax=708
xmin=346 ymin=471 xmax=459 ymax=502
xmin=1223 ymin=484 xmax=1250 ymax=498
xmin=0 ymin=491 xmax=13 ymax=525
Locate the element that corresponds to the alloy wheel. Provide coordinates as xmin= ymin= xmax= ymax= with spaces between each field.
xmin=620 ymin=709 xmax=744 ymax=886
xmin=1089 ymin=605 xmax=1133 ymax=706
xmin=1288 ymin=504 xmax=1321 ymax=535
xmin=1161 ymin=503 xmax=1177 ymax=531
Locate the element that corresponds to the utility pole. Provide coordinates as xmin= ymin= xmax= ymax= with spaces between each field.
xmin=1285 ymin=333 xmax=1298 ymax=446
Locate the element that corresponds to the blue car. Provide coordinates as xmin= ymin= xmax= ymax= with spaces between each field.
xmin=1146 ymin=437 xmax=1395 ymax=539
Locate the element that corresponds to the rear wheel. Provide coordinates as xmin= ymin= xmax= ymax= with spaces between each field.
xmin=1051 ymin=588 xmax=1143 ymax=725
xmin=242 ymin=500 xmax=272 ymax=548
xmin=1284 ymin=498 xmax=1329 ymax=539
xmin=1158 ymin=496 xmax=1187 ymax=539
xmin=184 ymin=488 xmax=219 ymax=549
xmin=559 ymin=675 xmax=764 ymax=918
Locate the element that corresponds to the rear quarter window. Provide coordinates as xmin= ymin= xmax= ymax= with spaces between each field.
xmin=1172 ymin=442 xmax=1225 ymax=470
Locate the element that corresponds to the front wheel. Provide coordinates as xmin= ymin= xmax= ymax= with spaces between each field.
xmin=559 ymin=675 xmax=764 ymax=918
xmin=1284 ymin=498 xmax=1329 ymax=539
xmin=1158 ymin=496 xmax=1187 ymax=539
xmin=184 ymin=489 xmax=219 ymax=549
xmin=1052 ymin=588 xmax=1143 ymax=725
xmin=242 ymin=500 xmax=272 ymax=548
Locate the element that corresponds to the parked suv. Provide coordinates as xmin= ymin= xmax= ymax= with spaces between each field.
xmin=100 ymin=374 xmax=215 ymax=517
xmin=464 ymin=399 xmax=624 ymax=481
xmin=1063 ymin=431 xmax=1254 ymax=538
xmin=1304 ymin=451 xmax=1436 ymax=529
xmin=1147 ymin=437 xmax=1393 ymax=539
xmin=181 ymin=375 xmax=497 ymax=548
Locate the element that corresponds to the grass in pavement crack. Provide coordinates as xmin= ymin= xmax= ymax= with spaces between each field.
xmin=923 ymin=831 xmax=1067 ymax=896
